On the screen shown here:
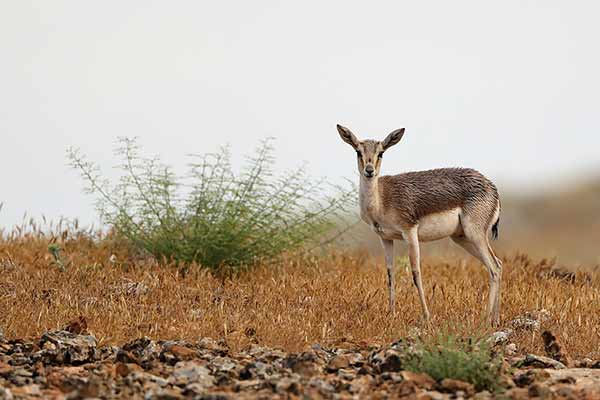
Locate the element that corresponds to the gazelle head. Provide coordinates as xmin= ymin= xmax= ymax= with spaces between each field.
xmin=337 ymin=124 xmax=405 ymax=179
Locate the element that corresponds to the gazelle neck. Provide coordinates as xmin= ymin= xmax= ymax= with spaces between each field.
xmin=359 ymin=175 xmax=381 ymax=221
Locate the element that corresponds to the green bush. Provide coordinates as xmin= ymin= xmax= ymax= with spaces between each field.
xmin=67 ymin=137 xmax=355 ymax=273
xmin=404 ymin=333 xmax=503 ymax=392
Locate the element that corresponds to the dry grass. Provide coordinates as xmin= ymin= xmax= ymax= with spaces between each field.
xmin=1 ymin=231 xmax=599 ymax=359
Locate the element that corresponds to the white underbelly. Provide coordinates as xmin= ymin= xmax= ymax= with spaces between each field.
xmin=417 ymin=207 xmax=462 ymax=242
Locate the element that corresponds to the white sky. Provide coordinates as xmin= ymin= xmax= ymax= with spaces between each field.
xmin=1 ymin=1 xmax=599 ymax=228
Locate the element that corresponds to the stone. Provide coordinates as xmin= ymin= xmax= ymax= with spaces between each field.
xmin=396 ymin=380 xmax=418 ymax=397
xmin=0 ymin=388 xmax=13 ymax=400
xmin=528 ymin=382 xmax=552 ymax=399
xmin=400 ymin=370 xmax=436 ymax=390
xmin=499 ymin=374 xmax=516 ymax=389
xmin=337 ymin=368 xmax=357 ymax=381
xmin=307 ymin=377 xmax=335 ymax=395
xmin=490 ymin=330 xmax=511 ymax=345
xmin=506 ymin=343 xmax=518 ymax=356
xmin=375 ymin=350 xmax=403 ymax=373
xmin=168 ymin=345 xmax=198 ymax=361
xmin=523 ymin=354 xmax=567 ymax=369
xmin=284 ymin=352 xmax=322 ymax=377
xmin=439 ymin=378 xmax=475 ymax=396
xmin=35 ymin=330 xmax=97 ymax=365
xmin=2 ymin=330 xmax=599 ymax=399
xmin=326 ymin=355 xmax=350 ymax=372
xmin=115 ymin=362 xmax=142 ymax=377
xmin=116 ymin=349 xmax=140 ymax=364
xmin=235 ymin=379 xmax=262 ymax=391
xmin=544 ymin=368 xmax=600 ymax=388
xmin=171 ymin=361 xmax=214 ymax=388
xmin=275 ymin=376 xmax=302 ymax=395
xmin=416 ymin=390 xmax=447 ymax=400
xmin=122 ymin=337 xmax=159 ymax=361
xmin=198 ymin=337 xmax=229 ymax=355
xmin=472 ymin=390 xmax=493 ymax=400
xmin=209 ymin=356 xmax=237 ymax=375
xmin=513 ymin=369 xmax=551 ymax=387
xmin=575 ymin=358 xmax=594 ymax=368
xmin=0 ymin=361 xmax=13 ymax=377
xmin=238 ymin=361 xmax=272 ymax=380
xmin=348 ymin=375 xmax=374 ymax=395
xmin=143 ymin=386 xmax=183 ymax=399
xmin=504 ymin=387 xmax=530 ymax=400
xmin=553 ymin=384 xmax=577 ymax=399
xmin=9 ymin=385 xmax=41 ymax=398
xmin=344 ymin=351 xmax=365 ymax=366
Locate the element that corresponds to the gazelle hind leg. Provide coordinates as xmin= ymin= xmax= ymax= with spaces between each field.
xmin=406 ymin=227 xmax=430 ymax=321
xmin=451 ymin=230 xmax=502 ymax=325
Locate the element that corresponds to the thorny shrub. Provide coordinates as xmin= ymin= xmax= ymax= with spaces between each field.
xmin=67 ymin=138 xmax=355 ymax=273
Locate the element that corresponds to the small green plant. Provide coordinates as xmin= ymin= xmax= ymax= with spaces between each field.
xmin=48 ymin=243 xmax=66 ymax=271
xmin=404 ymin=333 xmax=504 ymax=392
xmin=67 ymin=137 xmax=355 ymax=273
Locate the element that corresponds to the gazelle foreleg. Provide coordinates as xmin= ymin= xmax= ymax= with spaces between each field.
xmin=489 ymin=246 xmax=503 ymax=323
xmin=406 ymin=227 xmax=431 ymax=321
xmin=380 ymin=238 xmax=396 ymax=314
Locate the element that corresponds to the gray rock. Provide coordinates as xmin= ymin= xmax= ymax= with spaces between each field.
xmin=506 ymin=343 xmax=518 ymax=356
xmin=122 ymin=337 xmax=162 ymax=364
xmin=472 ymin=390 xmax=493 ymax=400
xmin=528 ymin=382 xmax=552 ymax=398
xmin=275 ymin=376 xmax=302 ymax=395
xmin=235 ymin=379 xmax=263 ymax=391
xmin=545 ymin=368 xmax=600 ymax=388
xmin=239 ymin=361 xmax=273 ymax=380
xmin=0 ymin=388 xmax=13 ymax=400
xmin=35 ymin=330 xmax=97 ymax=365
xmin=208 ymin=356 xmax=237 ymax=374
xmin=171 ymin=361 xmax=214 ymax=388
xmin=337 ymin=368 xmax=357 ymax=381
xmin=490 ymin=330 xmax=512 ymax=345
xmin=143 ymin=386 xmax=183 ymax=400
xmin=129 ymin=371 xmax=170 ymax=388
xmin=372 ymin=349 xmax=403 ymax=372
xmin=524 ymin=354 xmax=567 ymax=369
xmin=308 ymin=377 xmax=335 ymax=394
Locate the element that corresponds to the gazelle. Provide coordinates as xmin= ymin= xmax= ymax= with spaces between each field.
xmin=337 ymin=125 xmax=503 ymax=325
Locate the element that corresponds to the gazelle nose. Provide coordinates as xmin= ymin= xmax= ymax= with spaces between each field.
xmin=364 ymin=165 xmax=375 ymax=177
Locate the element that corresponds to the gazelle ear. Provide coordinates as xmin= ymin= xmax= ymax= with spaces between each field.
xmin=337 ymin=124 xmax=359 ymax=149
xmin=382 ymin=128 xmax=405 ymax=150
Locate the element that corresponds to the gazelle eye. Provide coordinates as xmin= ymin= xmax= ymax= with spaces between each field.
xmin=378 ymin=152 xmax=384 ymax=159
xmin=356 ymin=151 xmax=362 ymax=158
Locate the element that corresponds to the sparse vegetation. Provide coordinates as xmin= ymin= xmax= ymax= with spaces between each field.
xmin=0 ymin=226 xmax=598 ymax=358
xmin=404 ymin=332 xmax=503 ymax=392
xmin=67 ymin=138 xmax=355 ymax=273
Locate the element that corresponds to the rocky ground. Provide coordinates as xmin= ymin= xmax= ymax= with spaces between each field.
xmin=1 ymin=325 xmax=600 ymax=400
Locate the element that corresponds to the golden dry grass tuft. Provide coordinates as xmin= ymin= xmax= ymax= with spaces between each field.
xmin=1 ymin=231 xmax=599 ymax=359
